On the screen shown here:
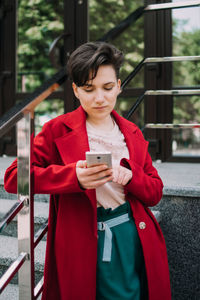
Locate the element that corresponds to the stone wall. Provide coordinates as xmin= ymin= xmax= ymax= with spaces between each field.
xmin=155 ymin=195 xmax=200 ymax=300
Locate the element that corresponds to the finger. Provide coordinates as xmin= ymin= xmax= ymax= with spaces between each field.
xmin=121 ymin=174 xmax=130 ymax=186
xmin=116 ymin=172 xmax=124 ymax=184
xmin=85 ymin=164 xmax=110 ymax=175
xmin=86 ymin=169 xmax=113 ymax=183
xmin=112 ymin=166 xmax=120 ymax=183
xmin=89 ymin=174 xmax=113 ymax=189
xmin=82 ymin=173 xmax=113 ymax=189
xmin=76 ymin=160 xmax=87 ymax=168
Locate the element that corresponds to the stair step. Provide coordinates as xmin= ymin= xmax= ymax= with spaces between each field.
xmin=0 ymin=284 xmax=18 ymax=300
xmin=0 ymin=185 xmax=49 ymax=203
xmin=0 ymin=284 xmax=42 ymax=300
xmin=154 ymin=162 xmax=200 ymax=198
xmin=0 ymin=155 xmax=49 ymax=203
xmin=0 ymin=199 xmax=49 ymax=238
xmin=0 ymin=235 xmax=46 ymax=285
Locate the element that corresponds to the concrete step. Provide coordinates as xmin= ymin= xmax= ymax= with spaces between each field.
xmin=154 ymin=162 xmax=200 ymax=198
xmin=0 ymin=284 xmax=18 ymax=300
xmin=0 ymin=235 xmax=46 ymax=285
xmin=0 ymin=284 xmax=42 ymax=300
xmin=0 ymin=199 xmax=49 ymax=238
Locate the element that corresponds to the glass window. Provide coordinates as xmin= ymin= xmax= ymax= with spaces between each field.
xmin=172 ymin=0 xmax=200 ymax=157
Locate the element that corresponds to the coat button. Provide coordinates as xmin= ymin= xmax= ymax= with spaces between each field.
xmin=139 ymin=222 xmax=146 ymax=229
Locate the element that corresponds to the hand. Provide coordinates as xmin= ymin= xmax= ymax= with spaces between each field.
xmin=112 ymin=165 xmax=132 ymax=186
xmin=76 ymin=160 xmax=113 ymax=190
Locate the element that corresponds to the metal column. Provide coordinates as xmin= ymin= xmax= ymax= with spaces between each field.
xmin=17 ymin=112 xmax=35 ymax=299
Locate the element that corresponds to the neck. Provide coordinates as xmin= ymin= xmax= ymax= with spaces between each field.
xmin=87 ymin=115 xmax=114 ymax=131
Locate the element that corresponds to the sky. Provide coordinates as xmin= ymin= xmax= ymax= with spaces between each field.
xmin=172 ymin=0 xmax=200 ymax=32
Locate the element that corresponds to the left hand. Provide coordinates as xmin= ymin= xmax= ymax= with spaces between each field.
xmin=112 ymin=165 xmax=132 ymax=186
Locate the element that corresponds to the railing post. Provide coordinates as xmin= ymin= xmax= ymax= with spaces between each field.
xmin=17 ymin=112 xmax=34 ymax=299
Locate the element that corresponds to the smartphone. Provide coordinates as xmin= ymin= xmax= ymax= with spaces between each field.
xmin=86 ymin=151 xmax=112 ymax=168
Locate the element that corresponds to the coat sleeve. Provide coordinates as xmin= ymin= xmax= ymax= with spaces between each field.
xmin=120 ymin=130 xmax=163 ymax=207
xmin=4 ymin=121 xmax=84 ymax=195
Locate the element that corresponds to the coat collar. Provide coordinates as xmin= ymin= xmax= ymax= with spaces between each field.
xmin=59 ymin=105 xmax=138 ymax=134
xmin=54 ymin=105 xmax=144 ymax=164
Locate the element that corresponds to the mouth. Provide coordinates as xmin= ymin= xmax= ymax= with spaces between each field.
xmin=93 ymin=106 xmax=107 ymax=110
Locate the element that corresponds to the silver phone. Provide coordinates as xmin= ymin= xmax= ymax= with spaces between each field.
xmin=86 ymin=151 xmax=112 ymax=168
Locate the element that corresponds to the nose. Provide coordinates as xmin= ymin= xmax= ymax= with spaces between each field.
xmin=95 ymin=89 xmax=105 ymax=104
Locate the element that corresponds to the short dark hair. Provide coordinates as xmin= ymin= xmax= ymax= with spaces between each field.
xmin=67 ymin=42 xmax=124 ymax=86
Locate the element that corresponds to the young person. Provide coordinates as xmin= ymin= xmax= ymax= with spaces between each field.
xmin=4 ymin=42 xmax=171 ymax=300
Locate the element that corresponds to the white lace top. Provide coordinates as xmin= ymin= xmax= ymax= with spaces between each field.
xmin=86 ymin=120 xmax=130 ymax=209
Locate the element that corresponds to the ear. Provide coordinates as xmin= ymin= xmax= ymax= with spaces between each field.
xmin=72 ymin=82 xmax=79 ymax=99
xmin=117 ymin=79 xmax=121 ymax=95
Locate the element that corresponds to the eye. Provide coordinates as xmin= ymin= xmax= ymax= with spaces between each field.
xmin=104 ymin=86 xmax=113 ymax=91
xmin=84 ymin=88 xmax=93 ymax=93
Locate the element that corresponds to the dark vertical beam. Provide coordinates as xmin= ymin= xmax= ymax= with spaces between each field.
xmin=63 ymin=0 xmax=88 ymax=113
xmin=0 ymin=0 xmax=17 ymax=155
xmin=0 ymin=0 xmax=17 ymax=115
xmin=144 ymin=0 xmax=172 ymax=161
xmin=156 ymin=4 xmax=172 ymax=161
xmin=144 ymin=0 xmax=158 ymax=160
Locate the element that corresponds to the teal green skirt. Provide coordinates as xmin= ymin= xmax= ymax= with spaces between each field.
xmin=96 ymin=202 xmax=148 ymax=300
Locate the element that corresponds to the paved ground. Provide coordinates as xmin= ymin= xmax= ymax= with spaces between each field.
xmin=0 ymin=156 xmax=199 ymax=196
xmin=154 ymin=161 xmax=200 ymax=197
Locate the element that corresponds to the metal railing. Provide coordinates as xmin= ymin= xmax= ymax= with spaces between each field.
xmin=123 ymin=57 xmax=200 ymax=126
xmin=121 ymin=55 xmax=200 ymax=90
xmin=0 ymin=0 xmax=200 ymax=298
xmin=98 ymin=1 xmax=200 ymax=42
xmin=0 ymin=69 xmax=66 ymax=299
xmin=145 ymin=0 xmax=200 ymax=11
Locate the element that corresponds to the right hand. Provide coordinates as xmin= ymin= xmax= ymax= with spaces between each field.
xmin=76 ymin=160 xmax=113 ymax=190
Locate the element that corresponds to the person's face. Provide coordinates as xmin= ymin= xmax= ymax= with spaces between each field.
xmin=72 ymin=65 xmax=121 ymax=122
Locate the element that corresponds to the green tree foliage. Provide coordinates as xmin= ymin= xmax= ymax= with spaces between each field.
xmin=173 ymin=28 xmax=200 ymax=123
xmin=18 ymin=0 xmax=64 ymax=91
xmin=89 ymin=0 xmax=144 ymax=87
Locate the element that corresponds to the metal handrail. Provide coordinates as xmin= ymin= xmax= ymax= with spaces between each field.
xmin=98 ymin=1 xmax=200 ymax=43
xmin=34 ymin=277 xmax=44 ymax=299
xmin=34 ymin=221 xmax=48 ymax=248
xmin=0 ymin=67 xmax=67 ymax=299
xmin=0 ymin=199 xmax=25 ymax=233
xmin=125 ymin=89 xmax=200 ymax=120
xmin=0 ymin=252 xmax=27 ymax=294
xmin=145 ymin=0 xmax=200 ymax=11
xmin=98 ymin=6 xmax=145 ymax=42
xmin=145 ymin=89 xmax=200 ymax=96
xmin=144 ymin=56 xmax=200 ymax=63
xmin=0 ymin=68 xmax=66 ymax=298
xmin=121 ymin=56 xmax=200 ymax=90
xmin=0 ymin=68 xmax=67 ymax=138
xmin=145 ymin=123 xmax=200 ymax=129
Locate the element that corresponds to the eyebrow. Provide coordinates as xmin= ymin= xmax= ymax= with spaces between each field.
xmin=85 ymin=81 xmax=115 ymax=87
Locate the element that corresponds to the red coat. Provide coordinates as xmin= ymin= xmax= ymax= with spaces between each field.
xmin=4 ymin=106 xmax=171 ymax=300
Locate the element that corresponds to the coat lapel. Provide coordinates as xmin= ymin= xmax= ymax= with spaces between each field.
xmin=54 ymin=106 xmax=90 ymax=165
xmin=111 ymin=110 xmax=148 ymax=166
xmin=54 ymin=106 xmax=96 ymax=208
